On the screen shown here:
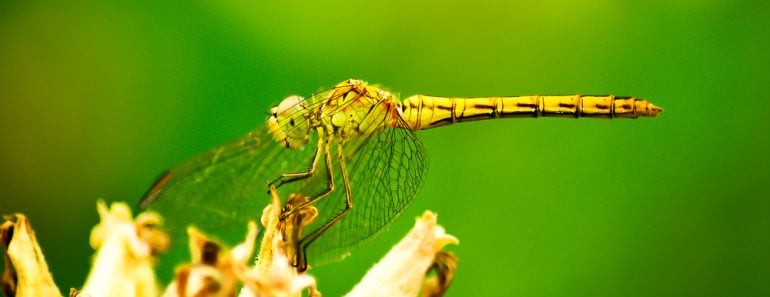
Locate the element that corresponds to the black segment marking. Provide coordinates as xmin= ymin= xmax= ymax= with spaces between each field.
xmin=576 ymin=96 xmax=582 ymax=118
xmin=473 ymin=103 xmax=495 ymax=109
xmin=536 ymin=96 xmax=542 ymax=117
xmin=498 ymin=98 xmax=505 ymax=118
xmin=451 ymin=99 xmax=457 ymax=123
xmin=610 ymin=96 xmax=616 ymax=118
xmin=458 ymin=113 xmax=494 ymax=122
xmin=429 ymin=118 xmax=453 ymax=127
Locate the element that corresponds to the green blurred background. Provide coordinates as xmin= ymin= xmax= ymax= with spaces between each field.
xmin=2 ymin=0 xmax=769 ymax=296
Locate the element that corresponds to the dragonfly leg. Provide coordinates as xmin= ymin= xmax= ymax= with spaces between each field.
xmin=279 ymin=141 xmax=336 ymax=220
xmin=295 ymin=142 xmax=354 ymax=271
xmin=268 ymin=137 xmax=324 ymax=190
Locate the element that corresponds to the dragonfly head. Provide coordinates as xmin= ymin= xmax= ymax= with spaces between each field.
xmin=269 ymin=95 xmax=311 ymax=149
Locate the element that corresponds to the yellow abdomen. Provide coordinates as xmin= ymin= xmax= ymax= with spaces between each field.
xmin=400 ymin=94 xmax=663 ymax=130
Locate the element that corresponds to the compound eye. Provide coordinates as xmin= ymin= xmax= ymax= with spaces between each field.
xmin=276 ymin=95 xmax=304 ymax=115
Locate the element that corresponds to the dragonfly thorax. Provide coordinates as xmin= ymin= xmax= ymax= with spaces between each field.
xmin=268 ymin=95 xmax=312 ymax=149
xmin=322 ymin=85 xmax=399 ymax=141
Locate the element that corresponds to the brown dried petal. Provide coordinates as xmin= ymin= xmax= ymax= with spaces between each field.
xmin=238 ymin=188 xmax=319 ymax=297
xmin=421 ymin=251 xmax=458 ymax=297
xmin=1 ymin=214 xmax=62 ymax=297
xmin=164 ymin=221 xmax=258 ymax=297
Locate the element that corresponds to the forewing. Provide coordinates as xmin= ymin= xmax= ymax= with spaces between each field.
xmin=139 ymin=97 xmax=333 ymax=276
xmin=139 ymin=86 xmax=347 ymax=246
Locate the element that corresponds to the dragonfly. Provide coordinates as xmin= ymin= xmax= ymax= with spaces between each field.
xmin=139 ymin=79 xmax=663 ymax=271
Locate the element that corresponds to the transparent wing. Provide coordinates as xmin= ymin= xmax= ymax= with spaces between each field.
xmin=139 ymin=87 xmax=348 ymax=272
xmin=142 ymin=125 xmax=310 ymax=233
xmin=302 ymin=113 xmax=429 ymax=266
xmin=141 ymin=125 xmax=320 ymax=270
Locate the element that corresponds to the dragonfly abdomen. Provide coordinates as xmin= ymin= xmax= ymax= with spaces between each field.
xmin=400 ymin=95 xmax=663 ymax=130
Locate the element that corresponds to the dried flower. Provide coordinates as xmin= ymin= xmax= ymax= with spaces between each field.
xmin=345 ymin=211 xmax=459 ymax=297
xmin=1 ymin=214 xmax=62 ymax=297
xmin=2 ymin=190 xmax=458 ymax=297
xmin=162 ymin=222 xmax=257 ymax=297
xmin=237 ymin=186 xmax=319 ymax=297
xmin=79 ymin=200 xmax=169 ymax=297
